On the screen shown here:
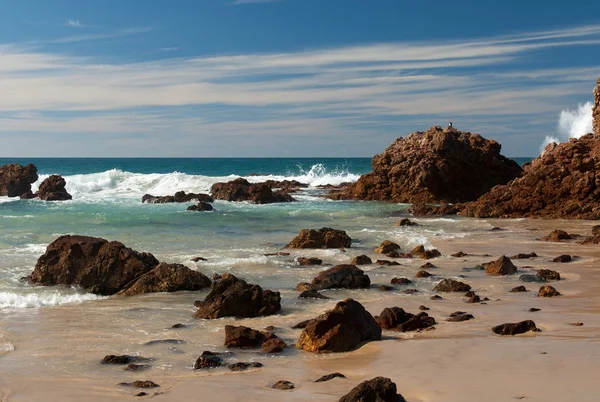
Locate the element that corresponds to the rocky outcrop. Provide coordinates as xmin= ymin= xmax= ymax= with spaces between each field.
xmin=211 ymin=178 xmax=294 ymax=204
xmin=304 ymin=264 xmax=370 ymax=291
xmin=21 ymin=175 xmax=72 ymax=201
xmin=286 ymin=227 xmax=351 ymax=249
xmin=329 ymin=126 xmax=521 ymax=204
xmin=433 ymin=279 xmax=471 ymax=292
xmin=375 ymin=307 xmax=436 ymax=332
xmin=194 ymin=273 xmax=281 ymax=319
xmin=483 ymin=256 xmax=517 ymax=275
xmin=339 ymin=377 xmax=405 ymax=402
xmin=296 ymin=299 xmax=381 ymax=353
xmin=594 ymin=78 xmax=600 ymax=136
xmin=142 ymin=191 xmax=213 ymax=204
xmin=0 ymin=163 xmax=38 ymax=197
xmin=460 ymin=132 xmax=600 ymax=219
xmin=492 ymin=320 xmax=540 ymax=335
xmin=28 ymin=235 xmax=160 ymax=295
xmin=118 ymin=263 xmax=211 ymax=296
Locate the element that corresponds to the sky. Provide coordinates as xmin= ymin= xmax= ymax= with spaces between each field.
xmin=0 ymin=0 xmax=599 ymax=157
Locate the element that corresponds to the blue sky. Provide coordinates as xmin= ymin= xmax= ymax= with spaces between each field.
xmin=1 ymin=0 xmax=599 ymax=157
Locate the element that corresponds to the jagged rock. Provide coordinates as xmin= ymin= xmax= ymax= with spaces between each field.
xmin=538 ymin=285 xmax=561 ymax=297
xmin=261 ymin=338 xmax=287 ymax=353
xmin=296 ymin=257 xmax=323 ymax=266
xmin=0 ymin=163 xmax=38 ymax=197
xmin=296 ymin=299 xmax=381 ymax=353
xmin=314 ymin=373 xmax=346 ymax=382
xmin=537 ymin=269 xmax=561 ymax=281
xmin=228 ymin=362 xmax=263 ymax=371
xmin=271 ymin=380 xmax=294 ymax=390
xmin=118 ymin=263 xmax=211 ymax=296
xmin=187 ymin=202 xmax=214 ymax=212
xmin=351 ymin=255 xmax=372 ymax=265
xmin=409 ymin=245 xmax=441 ymax=259
xmin=142 ymin=191 xmax=213 ymax=204
xmin=329 ymin=126 xmax=521 ymax=204
xmin=375 ymin=307 xmax=435 ymax=332
xmin=593 ymin=78 xmax=600 ymax=136
xmin=511 ymin=286 xmax=528 ymax=293
xmin=483 ymin=256 xmax=517 ymax=275
xmin=286 ymin=227 xmax=351 ymax=249
xmin=510 ymin=252 xmax=538 ymax=259
xmin=552 ymin=255 xmax=572 ymax=263
xmin=492 ymin=320 xmax=540 ymax=335
xmin=211 ymin=178 xmax=294 ymax=204
xmin=305 ymin=264 xmax=370 ymax=291
xmin=396 ymin=218 xmax=418 ymax=227
xmin=541 ymin=230 xmax=572 ymax=242
xmin=339 ymin=377 xmax=405 ymax=402
xmin=391 ymin=277 xmax=412 ymax=285
xmin=194 ymin=273 xmax=281 ymax=319
xmin=194 ymin=351 xmax=222 ymax=369
xmin=298 ymin=290 xmax=330 ymax=299
xmin=29 ymin=235 xmax=160 ymax=295
xmin=374 ymin=240 xmax=400 ymax=254
xmin=30 ymin=175 xmax=72 ymax=201
xmin=433 ymin=279 xmax=471 ymax=292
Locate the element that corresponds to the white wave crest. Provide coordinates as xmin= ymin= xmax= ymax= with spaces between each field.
xmin=0 ymin=291 xmax=104 ymax=308
xmin=245 ymin=164 xmax=361 ymax=187
xmin=539 ymin=102 xmax=593 ymax=153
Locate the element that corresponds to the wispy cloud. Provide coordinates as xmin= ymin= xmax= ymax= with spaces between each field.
xmin=66 ymin=19 xmax=83 ymax=28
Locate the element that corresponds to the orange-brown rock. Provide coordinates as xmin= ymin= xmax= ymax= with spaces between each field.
xmin=286 ymin=227 xmax=351 ymax=249
xmin=483 ymin=256 xmax=517 ymax=276
xmin=0 ymin=163 xmax=38 ymax=197
xmin=211 ymin=178 xmax=294 ymax=204
xmin=118 ymin=262 xmax=211 ymax=296
xmin=594 ymin=78 xmax=600 ymax=136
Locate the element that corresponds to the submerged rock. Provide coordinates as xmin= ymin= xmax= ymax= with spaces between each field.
xmin=537 ymin=269 xmax=561 ymax=281
xmin=510 ymin=252 xmax=538 ymax=259
xmin=297 ymin=299 xmax=381 ymax=353
xmin=409 ymin=245 xmax=441 ymax=259
xmin=194 ymin=273 xmax=281 ymax=319
xmin=228 ymin=362 xmax=264 ymax=371
xmin=510 ymin=286 xmax=528 ymax=293
xmin=339 ymin=377 xmax=405 ymax=402
xmin=0 ymin=163 xmax=38 ymax=197
xmin=224 ymin=325 xmax=281 ymax=349
xmin=296 ymin=257 xmax=323 ymax=266
xmin=541 ymin=230 xmax=572 ymax=242
xmin=298 ymin=290 xmax=330 ymax=299
xmin=286 ymin=227 xmax=352 ymax=249
xmin=552 ymin=254 xmax=572 ymax=263
xmin=142 ymin=191 xmax=213 ymax=204
xmin=396 ymin=218 xmax=418 ymax=227
xmin=119 ymin=263 xmax=211 ymax=296
xmin=492 ymin=320 xmax=540 ymax=335
xmin=447 ymin=312 xmax=475 ymax=322
xmin=211 ymin=178 xmax=293 ymax=204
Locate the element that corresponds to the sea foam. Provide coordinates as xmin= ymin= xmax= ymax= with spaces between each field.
xmin=0 ymin=291 xmax=104 ymax=308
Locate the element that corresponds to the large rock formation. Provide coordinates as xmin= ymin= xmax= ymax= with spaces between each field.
xmin=329 ymin=126 xmax=521 ymax=203
xmin=118 ymin=263 xmax=211 ymax=296
xmin=194 ymin=273 xmax=281 ymax=319
xmin=0 ymin=163 xmax=38 ymax=197
xmin=594 ymin=78 xmax=600 ymax=136
xmin=297 ymin=299 xmax=381 ymax=353
xmin=461 ymin=133 xmax=600 ymax=219
xmin=211 ymin=178 xmax=294 ymax=204
xmin=21 ymin=175 xmax=72 ymax=201
xmin=305 ymin=264 xmax=371 ymax=291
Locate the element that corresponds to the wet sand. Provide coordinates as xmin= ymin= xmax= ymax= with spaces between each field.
xmin=1 ymin=218 xmax=600 ymax=401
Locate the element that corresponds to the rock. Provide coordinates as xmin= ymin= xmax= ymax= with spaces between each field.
xmin=378 ymin=285 xmax=394 ymax=291
xmin=261 ymin=338 xmax=287 ymax=353
xmin=465 ymin=291 xmax=476 ymax=297
xmin=537 ymin=269 xmax=561 ymax=281
xmin=430 ymin=295 xmax=443 ymax=300
xmin=194 ymin=273 xmax=281 ymax=319
xmin=391 ymin=277 xmax=412 ymax=285
xmin=374 ymin=240 xmax=401 ymax=254
xmin=409 ymin=245 xmax=441 ymax=259
xmin=142 ymin=191 xmax=213 ymax=204
xmin=483 ymin=256 xmax=517 ymax=275
xmin=118 ymin=263 xmax=211 ymax=296
xmin=286 ymin=227 xmax=351 ymax=249
xmin=187 ymin=202 xmax=214 ymax=212
xmin=297 ymin=299 xmax=381 ymax=353
xmin=144 ymin=339 xmax=184 ymax=346
xmin=552 ymin=255 xmax=572 ymax=263
xmin=375 ymin=307 xmax=436 ymax=332
xmin=570 ymin=322 xmax=584 ymax=326
xmin=466 ymin=295 xmax=481 ymax=303
xmin=33 ymin=175 xmax=72 ymax=201
xmin=529 ymin=308 xmax=541 ymax=312
xmin=376 ymin=260 xmax=400 ymax=266
xmin=519 ymin=274 xmax=547 ymax=283
xmin=307 ymin=264 xmax=370 ymax=290
xmin=420 ymin=262 xmax=436 ymax=269
xmin=297 ymin=257 xmax=323 ymax=266
xmin=492 ymin=320 xmax=540 ymax=335
xmin=396 ymin=218 xmax=418 ymax=227
xmin=125 ymin=364 xmax=151 ymax=372
xmin=102 ymin=355 xmax=150 ymax=365
xmin=351 ymin=255 xmax=372 ymax=265
xmin=594 ymin=78 xmax=600 ymax=135
xmin=271 ymin=380 xmax=294 ymax=390
xmin=296 ymin=282 xmax=315 ymax=292
xmin=264 ymin=326 xmax=276 ymax=331
xmin=415 ymin=270 xmax=432 ymax=278
xmin=511 ymin=286 xmax=528 ymax=293
xmin=538 ymin=285 xmax=561 ymax=297
xmin=541 ymin=230 xmax=572 ymax=242
xmin=447 ymin=312 xmax=475 ymax=322
xmin=331 ymin=126 xmax=521 ymax=204
xmin=510 ymin=252 xmax=538 ymax=259
xmin=228 ymin=362 xmax=264 ymax=371
xmin=224 ymin=325 xmax=276 ymax=348
xmin=298 ymin=290 xmax=330 ymax=299
xmin=210 ymin=178 xmax=294 ymax=204
xmin=119 ymin=381 xmax=159 ymax=389
xmin=29 ymin=235 xmax=160 ymax=295
xmin=191 ymin=257 xmax=207 ymax=262
xmin=404 ymin=289 xmax=419 ymax=294
xmin=339 ymin=377 xmax=404 ymax=402
xmin=314 ymin=373 xmax=346 ymax=382
xmin=263 ymin=179 xmax=308 ymax=191
xmin=409 ymin=203 xmax=459 ymax=216
xmin=593 ymin=225 xmax=600 ymax=237
xmin=419 ymin=305 xmax=430 ymax=311
xmin=135 ymin=392 xmax=147 ymax=397
xmin=0 ymin=163 xmax=38 ymax=197
xmin=194 ymin=351 xmax=222 ymax=369
xmin=452 ymin=251 xmax=467 ymax=257
xmin=433 ymin=279 xmax=471 ymax=292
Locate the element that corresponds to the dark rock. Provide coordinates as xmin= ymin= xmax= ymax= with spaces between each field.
xmin=430 ymin=295 xmax=443 ymax=300
xmin=404 ymin=289 xmax=419 ymax=294
xmin=377 ymin=285 xmax=393 ymax=291
xmin=142 ymin=191 xmax=213 ymax=204
xmin=409 ymin=245 xmax=441 ymax=259
xmin=125 ymin=364 xmax=151 ymax=372
xmin=385 ymin=250 xmax=400 ymax=258
xmin=191 ymin=256 xmax=207 ymax=262
xmin=34 ymin=175 xmax=72 ymax=201
xmin=286 ymin=227 xmax=351 ymax=249
xmin=519 ymin=274 xmax=547 ymax=283
xmin=419 ymin=305 xmax=430 ymax=311
xmin=187 ymin=202 xmax=214 ymax=212
xmin=492 ymin=320 xmax=540 ymax=335
xmin=120 ymin=381 xmax=159 ymax=389
xmin=541 ymin=230 xmax=572 ymax=242
xmin=297 ymin=299 xmax=381 ymax=353
xmin=433 ymin=279 xmax=471 ymax=292
xmin=552 ymin=255 xmax=572 ymax=263
xmin=510 ymin=252 xmax=538 ymax=259
xmin=375 ymin=307 xmax=436 ymax=332
xmin=447 ymin=312 xmax=475 ymax=322
xmin=296 ymin=282 xmax=315 ymax=292
xmin=409 ymin=203 xmax=459 ymax=216
xmin=339 ymin=377 xmax=404 ymax=402
xmin=307 ymin=264 xmax=370 ymax=290
xmin=171 ymin=323 xmax=187 ymax=329
xmin=144 ymin=339 xmax=184 ymax=346
xmin=261 ymin=338 xmax=287 ymax=353
xmin=194 ymin=273 xmax=281 ymax=319
xmin=314 ymin=373 xmax=346 ymax=382
xmin=529 ymin=308 xmax=541 ymax=312
xmin=391 ymin=277 xmax=412 ymax=285
xmin=452 ymin=251 xmax=467 ymax=257
xmin=538 ymin=285 xmax=561 ymax=297
xmin=297 ymin=257 xmax=323 ymax=266
xmin=332 ymin=126 xmax=521 ymax=204
xmin=119 ymin=263 xmax=211 ymax=296
xmin=415 ymin=270 xmax=432 ymax=278
xmin=0 ymin=163 xmax=38 ymax=197
xmin=537 ymin=269 xmax=561 ymax=281
xmin=194 ymin=351 xmax=222 ymax=369
xmin=135 ymin=392 xmax=147 ymax=397
xmin=465 ymin=291 xmax=476 ymax=297
xmin=228 ymin=362 xmax=264 ymax=371
xmin=396 ymin=218 xmax=418 ymax=227
xmin=271 ymin=380 xmax=294 ymax=390
xmin=299 ymin=290 xmax=330 ymax=299
xmin=351 ymin=255 xmax=372 ymax=265
xmin=374 ymin=240 xmax=401 ymax=254
xmin=570 ymin=322 xmax=584 ymax=326
xmin=420 ymin=262 xmax=436 ymax=269
xmin=29 ymin=235 xmax=160 ymax=296
xmin=224 ymin=325 xmax=276 ymax=348
xmin=511 ymin=286 xmax=528 ymax=293
xmin=376 ymin=260 xmax=400 ymax=266
xmin=466 ymin=295 xmax=481 ymax=303
xmin=211 ymin=178 xmax=294 ymax=204
xmin=483 ymin=255 xmax=517 ymax=275
xmin=102 ymin=355 xmax=150 ymax=365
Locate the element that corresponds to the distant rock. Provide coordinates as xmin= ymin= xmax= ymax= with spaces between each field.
xmin=537 ymin=269 xmax=561 ymax=281
xmin=194 ymin=351 xmax=222 ymax=370
xmin=304 ymin=264 xmax=370 ymax=291
xmin=483 ymin=256 xmax=517 ymax=275
xmin=433 ymin=279 xmax=471 ymax=292
xmin=0 ymin=163 xmax=38 ymax=197
xmin=410 ymin=245 xmax=441 ymax=259
xmin=510 ymin=286 xmax=528 ymax=293
xmin=492 ymin=320 xmax=540 ymax=335
xmin=228 ymin=362 xmax=263 ymax=371
xmin=391 ymin=277 xmax=412 ymax=285
xmin=211 ymin=178 xmax=294 ymax=204
xmin=142 ymin=191 xmax=213 ymax=204
xmin=510 ymin=252 xmax=537 ymax=259
xmin=296 ymin=257 xmax=323 ymax=266
xmin=187 ymin=202 xmax=214 ymax=212
xmin=314 ymin=373 xmax=346 ymax=382
xmin=339 ymin=377 xmax=405 ymax=402
xmin=298 ymin=289 xmax=330 ymax=299
xmin=552 ymin=254 xmax=572 ymax=263
xmin=541 ymin=230 xmax=572 ymax=242
xmin=286 ymin=227 xmax=351 ymax=249
xmin=446 ymin=312 xmax=475 ymax=322
xmin=328 ymin=126 xmax=521 ymax=204
xmin=271 ymin=380 xmax=294 ymax=390
xmin=396 ymin=218 xmax=418 ymax=227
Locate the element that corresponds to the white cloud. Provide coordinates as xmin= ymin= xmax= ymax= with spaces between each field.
xmin=66 ymin=19 xmax=82 ymax=28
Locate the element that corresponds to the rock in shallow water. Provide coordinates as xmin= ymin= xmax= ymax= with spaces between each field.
xmin=194 ymin=351 xmax=222 ymax=370
xmin=211 ymin=178 xmax=294 ymax=204
xmin=0 ymin=163 xmax=38 ymax=197
xmin=339 ymin=377 xmax=405 ymax=402
xmin=305 ymin=264 xmax=370 ymax=291
xmin=314 ymin=373 xmax=346 ymax=382
xmin=271 ymin=380 xmax=294 ymax=390
xmin=119 ymin=263 xmax=211 ymax=296
xmin=492 ymin=320 xmax=540 ymax=335
xmin=433 ymin=279 xmax=471 ymax=292
xmin=375 ymin=307 xmax=436 ymax=332
xmin=286 ymin=227 xmax=351 ymax=249
xmin=483 ymin=255 xmax=517 ymax=275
